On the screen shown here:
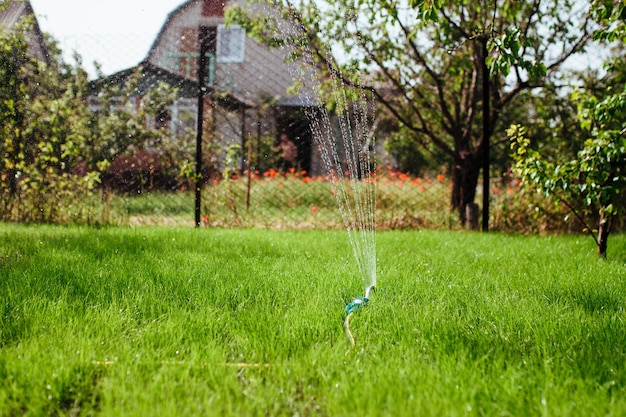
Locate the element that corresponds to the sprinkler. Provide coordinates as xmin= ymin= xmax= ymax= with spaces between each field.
xmin=345 ymin=296 xmax=368 ymax=315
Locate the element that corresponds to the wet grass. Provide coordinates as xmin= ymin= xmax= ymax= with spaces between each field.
xmin=1 ymin=223 xmax=625 ymax=416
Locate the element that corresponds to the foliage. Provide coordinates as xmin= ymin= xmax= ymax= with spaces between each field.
xmin=382 ymin=128 xmax=445 ymax=177
xmin=509 ymin=119 xmax=625 ymax=256
xmin=489 ymin=176 xmax=588 ymax=234
xmin=13 ymin=160 xmax=616 ymax=233
xmin=509 ymin=82 xmax=588 ymax=163
xmin=591 ymin=0 xmax=626 ymax=42
xmin=227 ymin=0 xmax=592 ymax=226
xmin=0 ymin=21 xmax=101 ymax=222
xmin=0 ymin=16 xmax=197 ymax=221
xmin=101 ymin=168 xmax=454 ymax=229
xmin=89 ymin=70 xmax=196 ymax=193
xmin=510 ymin=0 xmax=626 ymax=257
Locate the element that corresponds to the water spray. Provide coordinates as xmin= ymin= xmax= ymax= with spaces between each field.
xmin=287 ymin=38 xmax=377 ymax=352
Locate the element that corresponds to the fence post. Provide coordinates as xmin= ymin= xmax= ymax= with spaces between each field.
xmin=195 ymin=26 xmax=216 ymax=227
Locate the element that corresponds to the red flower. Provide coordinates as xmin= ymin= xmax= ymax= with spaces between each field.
xmin=264 ymin=168 xmax=280 ymax=179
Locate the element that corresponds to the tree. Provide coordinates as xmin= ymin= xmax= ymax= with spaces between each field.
xmin=227 ymin=0 xmax=592 ymax=228
xmin=510 ymin=0 xmax=626 ymax=257
xmin=87 ymin=68 xmax=194 ymax=194
xmin=0 ymin=17 xmax=101 ymax=222
xmin=0 ymin=15 xmax=193 ymax=222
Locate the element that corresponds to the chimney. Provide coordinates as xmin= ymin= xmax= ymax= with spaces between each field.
xmin=202 ymin=0 xmax=224 ymax=17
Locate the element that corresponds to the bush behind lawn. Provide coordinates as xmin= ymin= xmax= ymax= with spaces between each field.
xmin=1 ymin=224 xmax=625 ymax=416
xmin=107 ymin=171 xmax=621 ymax=234
xmin=7 ymin=166 xmax=624 ymax=234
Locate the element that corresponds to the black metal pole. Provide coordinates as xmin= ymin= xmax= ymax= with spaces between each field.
xmin=195 ymin=27 xmax=209 ymax=227
xmin=481 ymin=38 xmax=490 ymax=232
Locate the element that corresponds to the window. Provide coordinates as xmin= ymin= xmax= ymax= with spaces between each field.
xmin=217 ymin=24 xmax=245 ymax=63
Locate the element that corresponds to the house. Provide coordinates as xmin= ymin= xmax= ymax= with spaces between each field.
xmin=90 ymin=0 xmax=324 ymax=176
xmin=0 ymin=0 xmax=50 ymax=64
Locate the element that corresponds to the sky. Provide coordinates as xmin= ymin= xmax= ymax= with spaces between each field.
xmin=28 ymin=0 xmax=605 ymax=80
xmin=29 ymin=0 xmax=186 ymax=78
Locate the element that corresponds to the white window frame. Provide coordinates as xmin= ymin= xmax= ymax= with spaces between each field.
xmin=217 ymin=24 xmax=245 ymax=63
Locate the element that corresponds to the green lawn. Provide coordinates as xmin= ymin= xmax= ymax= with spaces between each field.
xmin=1 ymin=223 xmax=625 ymax=416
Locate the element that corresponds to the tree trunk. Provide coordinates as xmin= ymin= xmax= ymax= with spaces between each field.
xmin=597 ymin=210 xmax=611 ymax=258
xmin=465 ymin=203 xmax=479 ymax=230
xmin=451 ymin=152 xmax=481 ymax=225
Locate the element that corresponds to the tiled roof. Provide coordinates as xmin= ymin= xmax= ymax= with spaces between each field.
xmin=0 ymin=1 xmax=28 ymax=28
xmin=88 ymin=61 xmax=252 ymax=110
xmin=0 ymin=0 xmax=50 ymax=63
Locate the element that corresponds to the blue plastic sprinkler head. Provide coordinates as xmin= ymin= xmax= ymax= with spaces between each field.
xmin=345 ymin=296 xmax=369 ymax=315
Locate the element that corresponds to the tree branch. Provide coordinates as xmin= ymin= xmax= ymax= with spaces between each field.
xmin=396 ymin=17 xmax=458 ymax=141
